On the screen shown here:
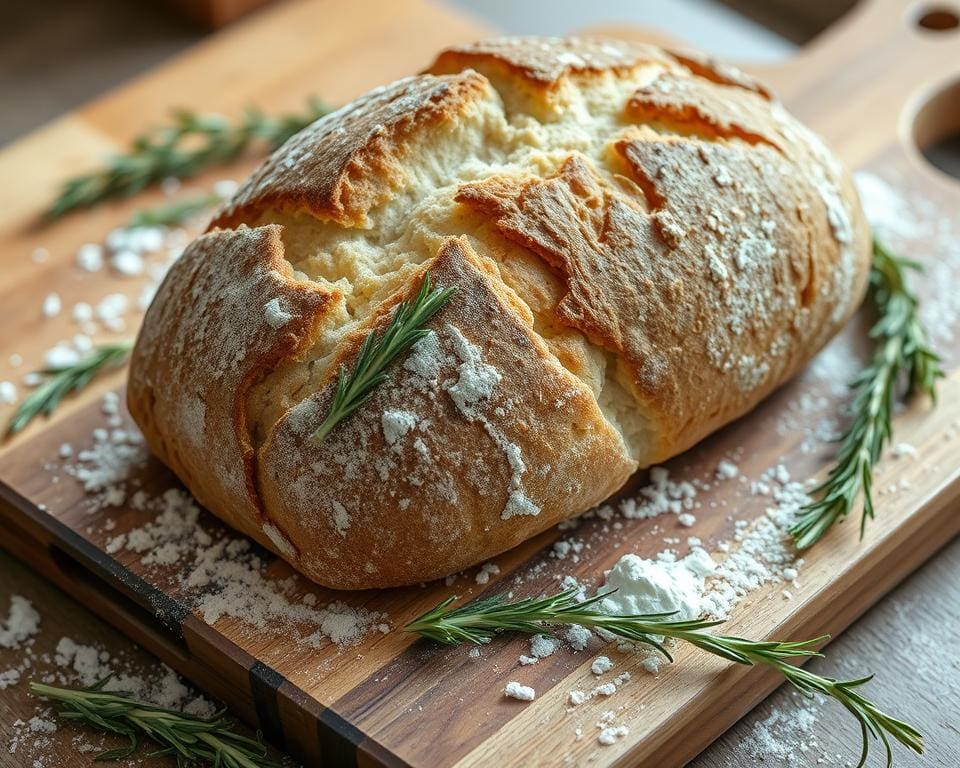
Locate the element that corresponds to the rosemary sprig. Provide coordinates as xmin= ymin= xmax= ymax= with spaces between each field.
xmin=406 ymin=588 xmax=923 ymax=767
xmin=312 ymin=273 xmax=457 ymax=442
xmin=6 ymin=340 xmax=133 ymax=435
xmin=29 ymin=679 xmax=279 ymax=767
xmin=47 ymin=98 xmax=330 ymax=219
xmin=128 ymin=191 xmax=225 ymax=228
xmin=790 ymin=240 xmax=943 ymax=549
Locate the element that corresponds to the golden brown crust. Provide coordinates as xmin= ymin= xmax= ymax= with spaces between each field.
xmin=626 ymin=70 xmax=781 ymax=149
xmin=455 ymin=127 xmax=859 ymax=462
xmin=128 ymin=36 xmax=871 ymax=589
xmin=258 ymin=237 xmax=634 ymax=589
xmin=664 ymin=47 xmax=773 ymax=99
xmin=127 ymin=225 xmax=333 ymax=545
xmin=429 ymin=36 xmax=673 ymax=87
xmin=215 ymin=71 xmax=492 ymax=229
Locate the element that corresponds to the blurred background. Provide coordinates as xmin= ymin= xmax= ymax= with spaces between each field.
xmin=6 ymin=0 xmax=957 ymax=172
xmin=1 ymin=0 xmax=860 ymax=145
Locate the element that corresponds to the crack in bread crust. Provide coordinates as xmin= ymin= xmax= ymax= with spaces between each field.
xmin=129 ymin=36 xmax=871 ymax=589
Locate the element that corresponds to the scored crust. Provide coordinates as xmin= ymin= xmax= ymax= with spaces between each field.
xmin=128 ymin=36 xmax=870 ymax=589
xmin=259 ymin=237 xmax=634 ymax=588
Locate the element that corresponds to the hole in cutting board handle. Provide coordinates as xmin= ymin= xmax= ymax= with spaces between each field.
xmin=913 ymin=5 xmax=960 ymax=30
xmin=912 ymin=79 xmax=960 ymax=182
xmin=48 ymin=543 xmax=190 ymax=658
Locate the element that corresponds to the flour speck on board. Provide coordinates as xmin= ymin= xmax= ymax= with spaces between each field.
xmin=591 ymin=656 xmax=613 ymax=675
xmin=530 ymin=634 xmax=560 ymax=659
xmin=504 ymin=681 xmax=536 ymax=701
xmin=475 ymin=562 xmax=500 ymax=585
xmin=566 ymin=624 xmax=593 ymax=651
xmin=0 ymin=596 xmax=41 ymax=650
xmin=596 ymin=711 xmax=630 ymax=746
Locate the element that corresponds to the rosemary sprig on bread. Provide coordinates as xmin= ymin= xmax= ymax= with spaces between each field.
xmin=29 ymin=679 xmax=279 ymax=768
xmin=313 ymin=273 xmax=457 ymax=442
xmin=406 ymin=588 xmax=923 ymax=767
xmin=47 ymin=98 xmax=329 ymax=219
xmin=790 ymin=240 xmax=942 ymax=549
xmin=6 ymin=341 xmax=133 ymax=435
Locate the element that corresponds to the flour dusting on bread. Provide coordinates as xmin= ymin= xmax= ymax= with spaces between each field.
xmin=128 ymin=37 xmax=870 ymax=588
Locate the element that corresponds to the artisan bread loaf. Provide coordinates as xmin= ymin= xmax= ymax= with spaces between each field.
xmin=128 ymin=37 xmax=870 ymax=589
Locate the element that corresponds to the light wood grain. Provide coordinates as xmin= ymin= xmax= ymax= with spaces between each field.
xmin=1 ymin=0 xmax=959 ymax=766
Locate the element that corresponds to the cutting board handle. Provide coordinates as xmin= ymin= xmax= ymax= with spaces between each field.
xmin=586 ymin=0 xmax=960 ymax=171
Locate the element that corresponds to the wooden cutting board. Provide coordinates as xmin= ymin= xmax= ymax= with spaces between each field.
xmin=1 ymin=0 xmax=959 ymax=766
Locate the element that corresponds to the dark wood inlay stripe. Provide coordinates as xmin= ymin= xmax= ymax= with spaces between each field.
xmin=0 ymin=478 xmax=190 ymax=636
xmin=250 ymin=660 xmax=287 ymax=746
xmin=318 ymin=706 xmax=366 ymax=768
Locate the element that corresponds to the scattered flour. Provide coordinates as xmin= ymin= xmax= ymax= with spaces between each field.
xmin=4 ymin=613 xmax=218 ymax=762
xmin=530 ymin=634 xmax=560 ymax=659
xmin=565 ymin=624 xmax=592 ymax=651
xmin=504 ymin=681 xmax=535 ymax=701
xmin=855 ymin=171 xmax=960 ymax=346
xmin=568 ymin=689 xmax=587 ymax=706
xmin=702 ymin=479 xmax=809 ymax=619
xmin=75 ymin=243 xmax=104 ymax=272
xmin=263 ymin=297 xmax=293 ymax=329
xmin=611 ymin=466 xmax=703 ymax=521
xmin=0 ymin=596 xmax=41 ymax=649
xmin=716 ymin=459 xmax=740 ymax=480
xmin=381 ymin=410 xmax=418 ymax=451
xmin=63 ymin=404 xmax=384 ymax=649
xmin=641 ymin=655 xmax=661 ymax=675
xmin=591 ymin=656 xmax=614 ymax=675
xmin=598 ymin=548 xmax=717 ymax=630
xmin=475 ymin=562 xmax=500 ymax=585
xmin=596 ymin=711 xmax=630 ymax=745
xmin=111 ymin=250 xmax=145 ymax=277
xmin=41 ymin=293 xmax=61 ymax=319
xmin=741 ymin=694 xmax=825 ymax=764
xmin=891 ymin=442 xmax=916 ymax=459
xmin=0 ymin=380 xmax=16 ymax=404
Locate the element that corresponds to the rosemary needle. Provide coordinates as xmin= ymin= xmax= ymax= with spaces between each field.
xmin=128 ymin=191 xmax=226 ymax=228
xmin=312 ymin=273 xmax=457 ymax=442
xmin=406 ymin=588 xmax=923 ymax=767
xmin=29 ymin=679 xmax=280 ymax=768
xmin=47 ymin=98 xmax=329 ymax=219
xmin=6 ymin=340 xmax=134 ymax=436
xmin=790 ymin=239 xmax=943 ymax=549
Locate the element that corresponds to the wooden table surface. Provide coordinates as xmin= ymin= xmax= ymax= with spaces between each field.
xmin=2 ymin=1 xmax=959 ymax=767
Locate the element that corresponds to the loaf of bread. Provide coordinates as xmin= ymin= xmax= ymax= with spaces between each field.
xmin=128 ymin=37 xmax=870 ymax=589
